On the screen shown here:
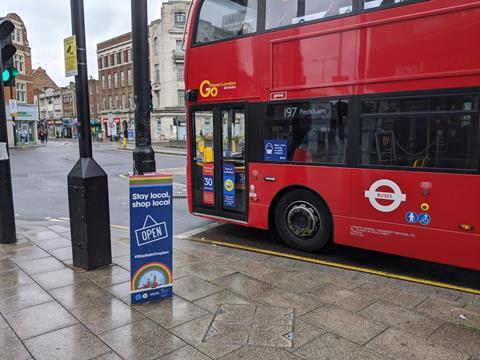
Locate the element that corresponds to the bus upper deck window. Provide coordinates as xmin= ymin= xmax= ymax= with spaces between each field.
xmin=195 ymin=0 xmax=258 ymax=44
xmin=266 ymin=0 xmax=353 ymax=29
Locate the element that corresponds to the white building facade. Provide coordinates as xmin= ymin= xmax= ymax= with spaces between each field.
xmin=149 ymin=0 xmax=190 ymax=142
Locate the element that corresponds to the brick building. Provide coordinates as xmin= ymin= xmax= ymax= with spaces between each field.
xmin=32 ymin=67 xmax=58 ymax=96
xmin=3 ymin=13 xmax=39 ymax=146
xmin=88 ymin=78 xmax=102 ymax=139
xmin=97 ymin=33 xmax=134 ymax=141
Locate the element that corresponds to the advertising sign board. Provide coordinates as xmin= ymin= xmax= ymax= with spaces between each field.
xmin=129 ymin=174 xmax=173 ymax=304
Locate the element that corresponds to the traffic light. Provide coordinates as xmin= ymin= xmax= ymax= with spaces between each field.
xmin=0 ymin=17 xmax=18 ymax=86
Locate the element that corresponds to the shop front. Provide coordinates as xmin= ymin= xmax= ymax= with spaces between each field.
xmin=102 ymin=115 xmax=121 ymax=141
xmin=91 ymin=119 xmax=103 ymax=141
xmin=5 ymin=104 xmax=39 ymax=147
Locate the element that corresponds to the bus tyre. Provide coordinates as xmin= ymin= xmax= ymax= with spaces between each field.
xmin=274 ymin=190 xmax=332 ymax=252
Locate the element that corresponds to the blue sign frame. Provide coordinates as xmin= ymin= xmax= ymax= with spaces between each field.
xmin=129 ymin=174 xmax=173 ymax=304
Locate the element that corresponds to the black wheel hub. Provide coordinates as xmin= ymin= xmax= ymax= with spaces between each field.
xmin=286 ymin=201 xmax=321 ymax=239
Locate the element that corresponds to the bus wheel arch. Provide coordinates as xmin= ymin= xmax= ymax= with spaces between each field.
xmin=269 ymin=186 xmax=333 ymax=252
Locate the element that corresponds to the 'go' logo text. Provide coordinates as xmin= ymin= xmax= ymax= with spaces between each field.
xmin=200 ymin=80 xmax=218 ymax=98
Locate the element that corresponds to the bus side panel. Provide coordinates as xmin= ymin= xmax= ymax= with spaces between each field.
xmin=271 ymin=30 xmax=357 ymax=91
xmin=357 ymin=3 xmax=480 ymax=95
xmin=334 ymin=216 xmax=480 ymax=271
xmin=248 ymin=163 xmax=352 ymax=228
xmin=343 ymin=169 xmax=480 ymax=270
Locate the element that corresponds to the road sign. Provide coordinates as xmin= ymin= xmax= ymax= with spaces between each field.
xmin=64 ymin=35 xmax=78 ymax=77
xmin=130 ymin=174 xmax=173 ymax=304
xmin=8 ymin=99 xmax=17 ymax=117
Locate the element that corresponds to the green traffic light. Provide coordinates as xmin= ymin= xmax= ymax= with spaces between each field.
xmin=2 ymin=67 xmax=19 ymax=84
xmin=2 ymin=69 xmax=9 ymax=82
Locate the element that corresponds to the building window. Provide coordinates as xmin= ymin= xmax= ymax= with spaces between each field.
xmin=117 ymin=52 xmax=122 ymax=65
xmin=263 ymin=99 xmax=349 ymax=164
xmin=360 ymin=94 xmax=480 ymax=171
xmin=153 ymin=37 xmax=159 ymax=56
xmin=110 ymin=54 xmax=115 ymax=66
xmin=120 ymin=71 xmax=125 ymax=87
xmin=128 ymin=94 xmax=134 ymax=109
xmin=14 ymin=54 xmax=25 ymax=74
xmin=121 ymin=94 xmax=126 ymax=109
xmin=103 ymin=96 xmax=107 ymax=110
xmin=114 ymin=95 xmax=119 ymax=109
xmin=176 ymin=39 xmax=183 ymax=53
xmin=174 ymin=12 xmax=186 ymax=27
xmin=98 ymin=58 xmax=102 ymax=70
xmin=154 ymin=90 xmax=160 ymax=108
xmin=127 ymin=69 xmax=133 ymax=86
xmin=154 ymin=64 xmax=160 ymax=84
xmin=102 ymin=75 xmax=106 ymax=90
xmin=107 ymin=74 xmax=112 ymax=89
xmin=114 ymin=73 xmax=118 ymax=88
xmin=12 ymin=27 xmax=23 ymax=44
xmin=108 ymin=96 xmax=113 ymax=110
xmin=177 ymin=64 xmax=184 ymax=81
xmin=195 ymin=0 xmax=258 ymax=44
xmin=157 ymin=119 xmax=162 ymax=132
xmin=178 ymin=90 xmax=185 ymax=107
xmin=104 ymin=57 xmax=108 ymax=68
xmin=120 ymin=51 xmax=125 ymax=64
xmin=16 ymin=82 xmax=26 ymax=103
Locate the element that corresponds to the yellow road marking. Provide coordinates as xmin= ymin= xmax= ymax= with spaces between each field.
xmin=181 ymin=236 xmax=480 ymax=295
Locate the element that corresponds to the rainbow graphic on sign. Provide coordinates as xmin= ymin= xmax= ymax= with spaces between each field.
xmin=129 ymin=174 xmax=173 ymax=187
xmin=131 ymin=262 xmax=172 ymax=291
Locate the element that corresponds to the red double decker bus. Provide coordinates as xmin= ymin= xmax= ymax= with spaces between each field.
xmin=183 ymin=0 xmax=480 ymax=270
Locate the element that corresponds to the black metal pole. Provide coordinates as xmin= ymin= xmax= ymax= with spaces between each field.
xmin=0 ymin=55 xmax=16 ymax=244
xmin=9 ymin=86 xmax=17 ymax=147
xmin=67 ymin=0 xmax=111 ymax=270
xmin=131 ymin=0 xmax=155 ymax=175
xmin=70 ymin=0 xmax=92 ymax=158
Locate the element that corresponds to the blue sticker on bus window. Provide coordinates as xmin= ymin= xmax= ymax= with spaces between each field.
xmin=264 ymin=140 xmax=287 ymax=161
xmin=405 ymin=212 xmax=418 ymax=224
xmin=223 ymin=163 xmax=236 ymax=208
xmin=418 ymin=213 xmax=431 ymax=226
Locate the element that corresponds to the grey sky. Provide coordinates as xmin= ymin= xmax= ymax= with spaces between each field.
xmin=0 ymin=0 xmax=166 ymax=87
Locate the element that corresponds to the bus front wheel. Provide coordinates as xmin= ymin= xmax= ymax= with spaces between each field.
xmin=274 ymin=189 xmax=332 ymax=252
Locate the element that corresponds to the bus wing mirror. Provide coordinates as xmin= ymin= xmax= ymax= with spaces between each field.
xmin=186 ymin=89 xmax=198 ymax=102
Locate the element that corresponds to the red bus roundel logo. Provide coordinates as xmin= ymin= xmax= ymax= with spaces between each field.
xmin=364 ymin=179 xmax=406 ymax=213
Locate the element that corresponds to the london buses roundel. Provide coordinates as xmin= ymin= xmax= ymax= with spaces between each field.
xmin=364 ymin=179 xmax=406 ymax=213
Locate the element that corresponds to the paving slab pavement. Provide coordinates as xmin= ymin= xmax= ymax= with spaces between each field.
xmin=0 ymin=220 xmax=479 ymax=359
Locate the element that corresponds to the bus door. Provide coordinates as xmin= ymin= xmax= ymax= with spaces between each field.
xmin=191 ymin=106 xmax=247 ymax=222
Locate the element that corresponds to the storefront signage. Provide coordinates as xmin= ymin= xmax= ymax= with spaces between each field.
xmin=264 ymin=140 xmax=287 ymax=161
xmin=129 ymin=174 xmax=173 ymax=304
xmin=8 ymin=99 xmax=17 ymax=117
xmin=4 ymin=104 xmax=39 ymax=121
xmin=223 ymin=163 xmax=236 ymax=208
xmin=203 ymin=163 xmax=215 ymax=205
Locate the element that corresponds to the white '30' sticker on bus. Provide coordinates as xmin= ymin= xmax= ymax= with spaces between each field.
xmin=364 ymin=179 xmax=406 ymax=213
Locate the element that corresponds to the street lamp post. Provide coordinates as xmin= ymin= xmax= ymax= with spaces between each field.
xmin=67 ymin=0 xmax=112 ymax=270
xmin=131 ymin=0 xmax=155 ymax=175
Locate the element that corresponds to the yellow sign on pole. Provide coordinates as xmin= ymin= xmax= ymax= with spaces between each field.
xmin=64 ymin=35 xmax=78 ymax=77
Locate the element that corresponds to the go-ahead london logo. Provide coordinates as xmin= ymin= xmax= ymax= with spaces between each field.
xmin=364 ymin=179 xmax=406 ymax=213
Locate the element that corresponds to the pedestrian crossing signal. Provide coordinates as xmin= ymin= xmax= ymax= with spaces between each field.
xmin=1 ymin=17 xmax=18 ymax=86
xmin=2 ymin=67 xmax=19 ymax=85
